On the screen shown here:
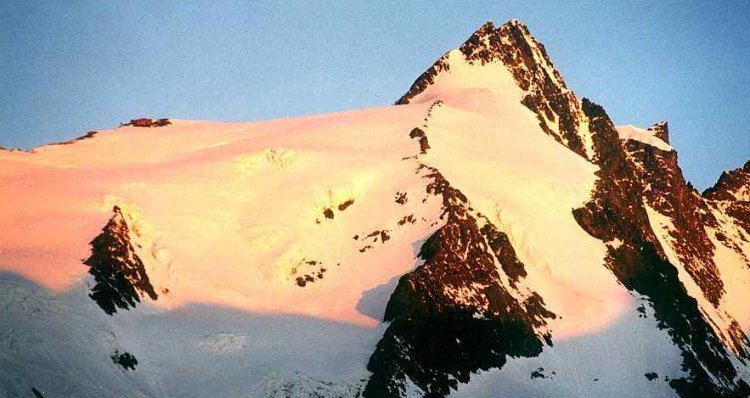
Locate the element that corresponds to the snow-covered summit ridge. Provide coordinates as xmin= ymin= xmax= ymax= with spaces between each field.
xmin=397 ymin=19 xmax=599 ymax=161
xmin=616 ymin=123 xmax=674 ymax=152
xmin=396 ymin=20 xmax=563 ymax=103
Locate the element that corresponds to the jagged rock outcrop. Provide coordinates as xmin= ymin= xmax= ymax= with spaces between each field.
xmin=364 ymin=166 xmax=554 ymax=397
xmin=396 ymin=58 xmax=451 ymax=106
xmin=620 ymin=124 xmax=724 ymax=306
xmin=387 ymin=18 xmax=750 ymax=398
xmin=704 ymin=161 xmax=750 ymax=240
xmin=574 ymin=100 xmax=750 ymax=397
xmin=86 ymin=206 xmax=158 ymax=315
xmin=704 ymin=160 xmax=750 ymax=235
xmin=111 ymin=351 xmax=138 ymax=371
xmin=704 ymin=161 xmax=750 ymax=202
xmin=398 ymin=20 xmax=598 ymax=161
xmin=121 ymin=118 xmax=171 ymax=128
xmin=703 ymin=160 xmax=750 ymax=296
xmin=49 ymin=131 xmax=98 ymax=146
xmin=649 ymin=121 xmax=670 ymax=143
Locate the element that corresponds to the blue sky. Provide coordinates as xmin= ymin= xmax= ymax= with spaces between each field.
xmin=1 ymin=1 xmax=748 ymax=189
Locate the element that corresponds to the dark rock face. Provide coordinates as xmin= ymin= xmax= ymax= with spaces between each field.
xmin=86 ymin=206 xmax=158 ymax=315
xmin=396 ymin=57 xmax=450 ymax=106
xmin=49 ymin=130 xmax=98 ymax=146
xmin=122 ymin=118 xmax=171 ymax=128
xmin=364 ymin=166 xmax=554 ymax=398
xmin=574 ymin=100 xmax=750 ymax=397
xmin=621 ymin=134 xmax=724 ymax=307
xmin=409 ymin=128 xmax=430 ymax=155
xmin=292 ymin=260 xmax=328 ymax=287
xmin=649 ymin=121 xmax=670 ymax=143
xmin=704 ymin=161 xmax=750 ymax=202
xmin=702 ymin=161 xmax=750 ymax=276
xmin=338 ymin=199 xmax=355 ymax=211
xmin=111 ymin=351 xmax=138 ymax=371
xmin=480 ymin=223 xmax=527 ymax=286
xmin=716 ymin=199 xmax=750 ymax=241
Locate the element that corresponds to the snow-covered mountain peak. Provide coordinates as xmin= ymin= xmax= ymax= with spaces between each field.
xmin=397 ymin=19 xmax=564 ymax=104
xmin=397 ymin=20 xmax=600 ymax=161
xmin=2 ymin=18 xmax=750 ymax=398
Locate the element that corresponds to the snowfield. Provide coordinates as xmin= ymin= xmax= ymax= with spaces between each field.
xmin=1 ymin=19 xmax=748 ymax=398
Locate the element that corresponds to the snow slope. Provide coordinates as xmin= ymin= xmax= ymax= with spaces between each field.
xmin=0 ymin=86 xmax=632 ymax=397
xmin=1 ymin=19 xmax=748 ymax=398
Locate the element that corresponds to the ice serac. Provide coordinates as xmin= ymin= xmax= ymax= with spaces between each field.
xmin=364 ymin=165 xmax=554 ymax=398
xmin=86 ymin=205 xmax=158 ymax=315
xmin=397 ymin=20 xmax=599 ymax=161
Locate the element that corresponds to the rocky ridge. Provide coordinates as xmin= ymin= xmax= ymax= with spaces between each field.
xmin=393 ymin=19 xmax=750 ymax=397
xmin=86 ymin=206 xmax=158 ymax=315
xmin=574 ymin=100 xmax=749 ymax=397
xmin=364 ymin=163 xmax=554 ymax=397
xmin=397 ymin=20 xmax=598 ymax=161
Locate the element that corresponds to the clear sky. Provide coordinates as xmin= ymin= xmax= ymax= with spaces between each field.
xmin=1 ymin=1 xmax=748 ymax=189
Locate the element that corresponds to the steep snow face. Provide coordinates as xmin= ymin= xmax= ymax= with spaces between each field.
xmin=452 ymin=297 xmax=684 ymax=398
xmin=0 ymin=104 xmax=448 ymax=327
xmin=0 ymin=274 xmax=156 ymax=398
xmin=0 ymin=271 xmax=379 ymax=398
xmin=405 ymin=76 xmax=629 ymax=340
xmin=391 ymin=20 xmax=636 ymax=339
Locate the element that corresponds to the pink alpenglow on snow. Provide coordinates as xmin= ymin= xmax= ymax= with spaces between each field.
xmin=1 ymin=19 xmax=749 ymax=398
